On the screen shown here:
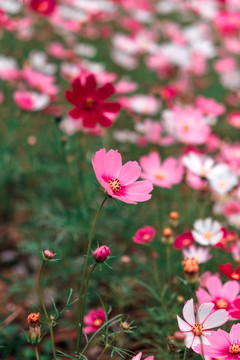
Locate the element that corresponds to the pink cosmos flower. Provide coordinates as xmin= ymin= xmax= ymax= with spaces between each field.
xmin=22 ymin=68 xmax=59 ymax=96
xmin=92 ymin=149 xmax=153 ymax=204
xmin=120 ymin=95 xmax=160 ymax=115
xmin=140 ymin=152 xmax=184 ymax=188
xmin=84 ymin=308 xmax=106 ymax=334
xmin=133 ymin=226 xmax=156 ymax=245
xmin=196 ymin=96 xmax=225 ymax=117
xmin=196 ymin=274 xmax=240 ymax=317
xmin=163 ymin=105 xmax=211 ymax=145
xmin=227 ymin=112 xmax=240 ymax=129
xmin=177 ymin=298 xmax=229 ymax=349
xmin=132 ymin=352 xmax=154 ymax=360
xmin=183 ymin=245 xmax=212 ymax=264
xmin=13 ymin=91 xmax=50 ymax=111
xmin=194 ymin=323 xmax=240 ymax=359
xmin=174 ymin=232 xmax=194 ymax=250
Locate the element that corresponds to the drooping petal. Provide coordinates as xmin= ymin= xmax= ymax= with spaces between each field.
xmin=185 ymin=332 xmax=195 ymax=348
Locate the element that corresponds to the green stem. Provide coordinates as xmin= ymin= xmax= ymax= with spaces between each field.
xmin=34 ymin=346 xmax=40 ymax=360
xmin=183 ymin=347 xmax=187 ymax=360
xmin=97 ymin=336 xmax=115 ymax=360
xmin=166 ymin=244 xmax=171 ymax=284
xmin=38 ymin=261 xmax=57 ymax=360
xmin=76 ymin=197 xmax=108 ymax=357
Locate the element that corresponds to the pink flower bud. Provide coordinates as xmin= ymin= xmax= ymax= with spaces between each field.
xmin=44 ymin=250 xmax=54 ymax=260
xmin=93 ymin=245 xmax=110 ymax=263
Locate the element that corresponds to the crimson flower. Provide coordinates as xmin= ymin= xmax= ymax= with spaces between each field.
xmin=30 ymin=0 xmax=56 ymax=15
xmin=219 ymin=263 xmax=240 ymax=280
xmin=65 ymin=74 xmax=121 ymax=128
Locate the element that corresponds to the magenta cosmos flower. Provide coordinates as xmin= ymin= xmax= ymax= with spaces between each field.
xmin=194 ymin=323 xmax=240 ymax=359
xmin=83 ymin=308 xmax=106 ymax=334
xmin=177 ymin=298 xmax=229 ymax=349
xmin=92 ymin=149 xmax=153 ymax=204
xmin=65 ymin=74 xmax=121 ymax=128
xmin=132 ymin=352 xmax=154 ymax=360
xmin=133 ymin=226 xmax=156 ymax=244
xmin=196 ymin=274 xmax=240 ymax=317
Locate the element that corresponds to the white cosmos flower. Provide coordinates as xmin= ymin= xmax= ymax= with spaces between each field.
xmin=209 ymin=168 xmax=239 ymax=195
xmin=177 ymin=298 xmax=228 ymax=349
xmin=192 ymin=218 xmax=223 ymax=246
xmin=182 ymin=245 xmax=212 ymax=264
xmin=182 ymin=153 xmax=214 ymax=178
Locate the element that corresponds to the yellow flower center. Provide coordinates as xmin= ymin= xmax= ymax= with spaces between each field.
xmin=203 ymin=232 xmax=213 ymax=240
xmin=192 ymin=323 xmax=204 ymax=336
xmin=215 ymin=298 xmax=228 ymax=309
xmin=232 ymin=273 xmax=240 ymax=280
xmin=93 ymin=319 xmax=103 ymax=327
xmin=229 ymin=343 xmax=240 ymax=355
xmin=109 ymin=178 xmax=121 ymax=192
xmin=155 ymin=171 xmax=164 ymax=180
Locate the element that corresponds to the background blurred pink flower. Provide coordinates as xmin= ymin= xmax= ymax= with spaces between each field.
xmin=133 ymin=226 xmax=156 ymax=245
xmin=140 ymin=152 xmax=184 ymax=188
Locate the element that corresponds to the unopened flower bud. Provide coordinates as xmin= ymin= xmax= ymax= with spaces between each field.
xmin=43 ymin=250 xmax=55 ymax=260
xmin=27 ymin=313 xmax=40 ymax=327
xmin=121 ymin=321 xmax=130 ymax=331
xmin=174 ymin=331 xmax=186 ymax=343
xmin=169 ymin=211 xmax=179 ymax=227
xmin=162 ymin=227 xmax=174 ymax=244
xmin=93 ymin=245 xmax=110 ymax=263
xmin=182 ymin=257 xmax=199 ymax=283
xmin=27 ymin=313 xmax=41 ymax=345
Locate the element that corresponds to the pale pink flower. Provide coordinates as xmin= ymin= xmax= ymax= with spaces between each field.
xmin=163 ymin=106 xmax=211 ymax=145
xmin=227 ymin=112 xmax=240 ymax=129
xmin=133 ymin=226 xmax=156 ymax=245
xmin=120 ymin=95 xmax=160 ymax=115
xmin=197 ymin=274 xmax=240 ymax=317
xmin=183 ymin=245 xmax=212 ymax=264
xmin=194 ymin=323 xmax=240 ymax=359
xmin=140 ymin=152 xmax=184 ymax=188
xmin=177 ymin=298 xmax=229 ymax=349
xmin=13 ymin=91 xmax=50 ymax=111
xmin=132 ymin=352 xmax=154 ymax=360
xmin=92 ymin=149 xmax=153 ymax=204
xmin=196 ymin=96 xmax=225 ymax=117
xmin=22 ymin=67 xmax=59 ymax=96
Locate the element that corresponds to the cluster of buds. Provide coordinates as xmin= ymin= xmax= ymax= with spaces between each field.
xmin=182 ymin=257 xmax=199 ymax=283
xmin=93 ymin=245 xmax=110 ymax=263
xmin=169 ymin=211 xmax=179 ymax=227
xmin=161 ymin=227 xmax=174 ymax=245
xmin=27 ymin=312 xmax=42 ymax=345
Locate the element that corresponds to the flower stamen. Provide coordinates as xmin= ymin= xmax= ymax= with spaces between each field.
xmin=109 ymin=178 xmax=121 ymax=192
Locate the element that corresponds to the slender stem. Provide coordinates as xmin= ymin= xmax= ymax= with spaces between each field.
xmin=34 ymin=346 xmax=40 ymax=360
xmin=78 ymin=263 xmax=97 ymax=349
xmin=76 ymin=197 xmax=108 ymax=357
xmin=38 ymin=261 xmax=57 ymax=360
xmin=183 ymin=347 xmax=187 ymax=360
xmin=97 ymin=336 xmax=115 ymax=360
xmin=166 ymin=244 xmax=171 ymax=284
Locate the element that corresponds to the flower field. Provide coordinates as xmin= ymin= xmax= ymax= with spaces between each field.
xmin=1 ymin=0 xmax=240 ymax=359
